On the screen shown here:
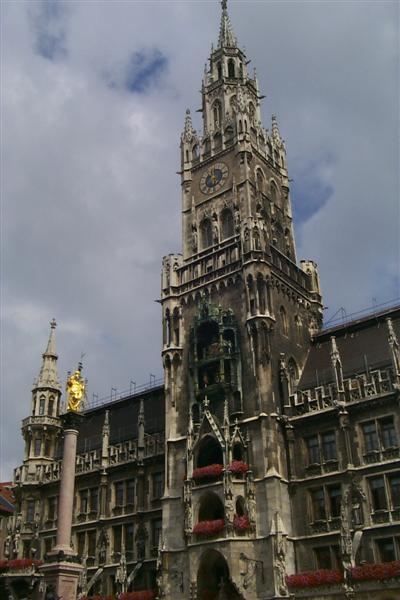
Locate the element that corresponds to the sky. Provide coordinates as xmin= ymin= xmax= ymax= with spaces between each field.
xmin=1 ymin=0 xmax=399 ymax=480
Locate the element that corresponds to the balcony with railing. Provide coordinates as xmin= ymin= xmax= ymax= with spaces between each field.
xmin=291 ymin=367 xmax=395 ymax=417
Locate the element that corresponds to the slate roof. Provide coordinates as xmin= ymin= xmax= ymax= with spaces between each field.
xmin=74 ymin=385 xmax=165 ymax=454
xmin=298 ymin=305 xmax=400 ymax=390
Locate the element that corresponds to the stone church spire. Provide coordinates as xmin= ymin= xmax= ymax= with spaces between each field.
xmin=34 ymin=319 xmax=61 ymax=390
xmin=218 ymin=0 xmax=237 ymax=48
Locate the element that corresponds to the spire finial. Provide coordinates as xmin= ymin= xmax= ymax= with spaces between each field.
xmin=218 ymin=0 xmax=237 ymax=48
xmin=34 ymin=319 xmax=61 ymax=390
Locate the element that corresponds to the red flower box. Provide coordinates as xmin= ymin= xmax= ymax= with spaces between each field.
xmin=351 ymin=560 xmax=400 ymax=581
xmin=286 ymin=569 xmax=343 ymax=589
xmin=120 ymin=592 xmax=156 ymax=600
xmin=6 ymin=559 xmax=43 ymax=570
xmin=228 ymin=460 xmax=249 ymax=474
xmin=233 ymin=515 xmax=250 ymax=532
xmin=193 ymin=519 xmax=225 ymax=537
xmin=192 ymin=464 xmax=223 ymax=480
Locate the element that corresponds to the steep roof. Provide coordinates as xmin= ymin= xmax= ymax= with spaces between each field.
xmin=298 ymin=305 xmax=400 ymax=390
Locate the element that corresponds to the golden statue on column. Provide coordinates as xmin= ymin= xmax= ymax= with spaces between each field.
xmin=66 ymin=364 xmax=85 ymax=412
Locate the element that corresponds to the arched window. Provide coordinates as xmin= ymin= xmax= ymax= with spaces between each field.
xmin=204 ymin=138 xmax=211 ymax=156
xmin=270 ymin=181 xmax=278 ymax=205
xmin=248 ymin=102 xmax=255 ymax=124
xmin=172 ymin=308 xmax=180 ymax=346
xmin=198 ymin=492 xmax=225 ymax=522
xmin=214 ymin=133 xmax=222 ymax=150
xmin=217 ymin=62 xmax=222 ymax=80
xmin=225 ymin=126 xmax=234 ymax=145
xmin=39 ymin=395 xmax=45 ymax=416
xmin=48 ymin=396 xmax=55 ymax=417
xmin=235 ymin=496 xmax=246 ymax=517
xmin=256 ymin=169 xmax=265 ymax=193
xmin=247 ymin=275 xmax=255 ymax=315
xmin=221 ymin=208 xmax=234 ymax=239
xmin=213 ymin=101 xmax=222 ymax=128
xmin=280 ymin=306 xmax=288 ymax=336
xmin=228 ymin=59 xmax=235 ymax=78
xmin=201 ymin=218 xmax=213 ymax=249
xmin=239 ymin=120 xmax=243 ymax=134
xmin=253 ymin=229 xmax=261 ymax=250
xmin=257 ymin=276 xmax=266 ymax=314
xmin=192 ymin=144 xmax=199 ymax=159
xmin=197 ymin=435 xmax=223 ymax=468
xmin=232 ymin=443 xmax=243 ymax=461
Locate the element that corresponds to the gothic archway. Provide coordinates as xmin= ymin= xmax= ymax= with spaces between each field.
xmin=197 ymin=549 xmax=242 ymax=600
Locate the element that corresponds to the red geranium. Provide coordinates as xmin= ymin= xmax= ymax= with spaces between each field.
xmin=7 ymin=559 xmax=43 ymax=570
xmin=120 ymin=592 xmax=156 ymax=600
xmin=193 ymin=519 xmax=225 ymax=536
xmin=286 ymin=569 xmax=343 ymax=589
xmin=233 ymin=515 xmax=250 ymax=532
xmin=192 ymin=464 xmax=223 ymax=480
xmin=228 ymin=460 xmax=249 ymax=474
xmin=351 ymin=561 xmax=400 ymax=581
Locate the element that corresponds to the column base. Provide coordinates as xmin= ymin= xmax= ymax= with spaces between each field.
xmin=39 ymin=555 xmax=83 ymax=600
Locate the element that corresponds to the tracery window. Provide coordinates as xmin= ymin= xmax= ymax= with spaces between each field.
xmin=221 ymin=208 xmax=234 ymax=239
xmin=201 ymin=218 xmax=213 ymax=249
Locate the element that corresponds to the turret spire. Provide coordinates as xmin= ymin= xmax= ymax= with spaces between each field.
xmin=218 ymin=0 xmax=237 ymax=48
xmin=34 ymin=319 xmax=61 ymax=390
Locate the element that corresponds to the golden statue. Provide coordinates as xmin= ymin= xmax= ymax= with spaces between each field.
xmin=66 ymin=367 xmax=85 ymax=412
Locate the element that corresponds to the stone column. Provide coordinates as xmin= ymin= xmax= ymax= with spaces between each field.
xmin=40 ymin=412 xmax=84 ymax=599
xmin=55 ymin=416 xmax=81 ymax=553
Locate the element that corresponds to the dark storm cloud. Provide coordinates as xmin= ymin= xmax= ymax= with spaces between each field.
xmin=1 ymin=0 xmax=398 ymax=479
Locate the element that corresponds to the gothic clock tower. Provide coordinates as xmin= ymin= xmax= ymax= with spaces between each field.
xmin=160 ymin=2 xmax=323 ymax=598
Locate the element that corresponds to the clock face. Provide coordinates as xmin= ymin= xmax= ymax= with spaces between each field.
xmin=200 ymin=163 xmax=229 ymax=194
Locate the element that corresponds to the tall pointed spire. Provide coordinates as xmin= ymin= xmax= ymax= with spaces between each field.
xmin=34 ymin=319 xmax=61 ymax=390
xmin=218 ymin=0 xmax=237 ymax=48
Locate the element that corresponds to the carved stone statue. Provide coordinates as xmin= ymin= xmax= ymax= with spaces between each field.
xmin=191 ymin=225 xmax=198 ymax=252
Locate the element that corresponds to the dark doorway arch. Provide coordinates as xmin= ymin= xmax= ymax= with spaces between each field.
xmin=197 ymin=549 xmax=242 ymax=600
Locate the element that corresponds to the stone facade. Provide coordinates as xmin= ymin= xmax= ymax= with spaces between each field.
xmin=1 ymin=2 xmax=399 ymax=600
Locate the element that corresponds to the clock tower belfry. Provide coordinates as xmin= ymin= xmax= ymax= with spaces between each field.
xmin=160 ymin=2 xmax=323 ymax=599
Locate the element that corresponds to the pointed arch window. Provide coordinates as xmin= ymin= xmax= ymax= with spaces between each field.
xmin=192 ymin=144 xmax=199 ymax=159
xmin=39 ymin=396 xmax=45 ymax=416
xmin=201 ymin=218 xmax=213 ymax=249
xmin=228 ymin=59 xmax=235 ymax=78
xmin=256 ymin=169 xmax=265 ymax=194
xmin=214 ymin=133 xmax=222 ymax=150
xmin=217 ymin=62 xmax=222 ymax=80
xmin=48 ymin=396 xmax=55 ymax=417
xmin=225 ymin=126 xmax=234 ymax=145
xmin=34 ymin=437 xmax=42 ymax=456
xmin=212 ymin=101 xmax=222 ymax=128
xmin=270 ymin=181 xmax=278 ymax=205
xmin=221 ymin=208 xmax=234 ymax=240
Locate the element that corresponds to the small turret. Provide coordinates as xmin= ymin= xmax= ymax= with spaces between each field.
xmin=218 ymin=0 xmax=237 ymax=48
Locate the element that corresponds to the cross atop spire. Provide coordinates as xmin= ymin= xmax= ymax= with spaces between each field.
xmin=218 ymin=0 xmax=237 ymax=48
xmin=34 ymin=319 xmax=61 ymax=390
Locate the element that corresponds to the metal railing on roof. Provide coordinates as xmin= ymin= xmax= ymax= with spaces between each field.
xmin=322 ymin=298 xmax=400 ymax=331
xmin=84 ymin=376 xmax=164 ymax=411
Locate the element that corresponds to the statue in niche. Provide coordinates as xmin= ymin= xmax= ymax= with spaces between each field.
xmin=97 ymin=527 xmax=108 ymax=565
xmin=184 ymin=499 xmax=193 ymax=536
xmin=213 ymin=215 xmax=219 ymax=244
xmin=4 ymin=530 xmax=11 ymax=558
xmin=191 ymin=225 xmax=198 ymax=252
xmin=234 ymin=205 xmax=240 ymax=231
xmin=13 ymin=532 xmax=20 ymax=556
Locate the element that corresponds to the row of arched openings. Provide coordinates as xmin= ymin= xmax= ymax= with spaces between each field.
xmin=200 ymin=208 xmax=235 ymax=249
